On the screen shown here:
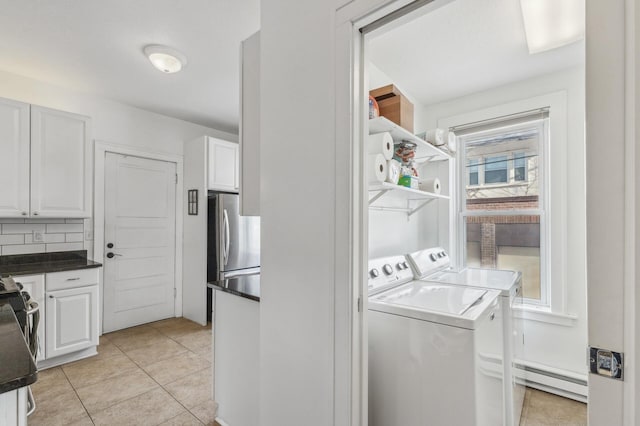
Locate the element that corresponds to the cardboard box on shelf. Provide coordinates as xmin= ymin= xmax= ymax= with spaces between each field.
xmin=369 ymin=84 xmax=414 ymax=133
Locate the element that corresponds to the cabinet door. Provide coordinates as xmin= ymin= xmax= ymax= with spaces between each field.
xmin=30 ymin=106 xmax=92 ymax=218
xmin=208 ymin=138 xmax=239 ymax=193
xmin=0 ymin=98 xmax=30 ymax=217
xmin=13 ymin=275 xmax=45 ymax=361
xmin=45 ymin=285 xmax=98 ymax=359
xmin=239 ymin=32 xmax=260 ymax=216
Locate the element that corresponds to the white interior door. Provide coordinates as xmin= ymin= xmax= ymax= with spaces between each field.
xmin=103 ymin=153 xmax=177 ymax=332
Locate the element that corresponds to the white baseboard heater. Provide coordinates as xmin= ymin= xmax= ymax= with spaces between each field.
xmin=515 ymin=362 xmax=588 ymax=403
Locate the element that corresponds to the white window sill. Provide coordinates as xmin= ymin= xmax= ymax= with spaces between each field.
xmin=513 ymin=304 xmax=578 ymax=327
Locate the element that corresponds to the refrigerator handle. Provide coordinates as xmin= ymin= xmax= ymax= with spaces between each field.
xmin=223 ymin=209 xmax=230 ymax=266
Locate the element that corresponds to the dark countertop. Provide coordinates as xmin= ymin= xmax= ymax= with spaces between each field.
xmin=0 ymin=304 xmax=37 ymax=394
xmin=0 ymin=250 xmax=102 ymax=277
xmin=208 ymin=274 xmax=260 ymax=302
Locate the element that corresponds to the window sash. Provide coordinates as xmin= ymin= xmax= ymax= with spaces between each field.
xmin=458 ymin=117 xmax=549 ymax=306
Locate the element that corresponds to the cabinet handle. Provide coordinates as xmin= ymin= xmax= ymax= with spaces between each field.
xmin=32 ymin=212 xmax=39 ymax=216
xmin=21 ymin=211 xmax=27 ymax=216
xmin=48 ymin=295 xmax=54 ymax=299
xmin=66 ymin=278 xmax=80 ymax=281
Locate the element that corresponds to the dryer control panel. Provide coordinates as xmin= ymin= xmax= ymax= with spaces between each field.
xmin=407 ymin=247 xmax=451 ymax=279
xmin=368 ymin=255 xmax=413 ymax=296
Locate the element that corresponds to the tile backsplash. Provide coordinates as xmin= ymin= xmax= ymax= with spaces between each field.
xmin=0 ymin=218 xmax=91 ymax=256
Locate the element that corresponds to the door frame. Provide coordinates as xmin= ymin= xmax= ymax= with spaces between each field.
xmin=94 ymin=140 xmax=184 ymax=334
xmin=337 ymin=0 xmax=635 ymax=424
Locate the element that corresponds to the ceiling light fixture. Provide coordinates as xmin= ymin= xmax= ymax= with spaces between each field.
xmin=144 ymin=45 xmax=187 ymax=73
xmin=520 ymin=0 xmax=585 ymax=54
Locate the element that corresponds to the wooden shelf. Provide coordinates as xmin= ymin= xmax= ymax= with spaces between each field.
xmin=368 ymin=182 xmax=450 ymax=217
xmin=368 ymin=116 xmax=452 ymax=163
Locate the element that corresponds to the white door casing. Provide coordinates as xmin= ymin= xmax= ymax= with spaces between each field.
xmin=0 ymin=97 xmax=29 ymax=217
xmin=30 ymin=106 xmax=91 ymax=218
xmin=103 ymin=153 xmax=177 ymax=332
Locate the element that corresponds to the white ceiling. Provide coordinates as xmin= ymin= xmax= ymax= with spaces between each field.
xmin=0 ymin=0 xmax=260 ymax=133
xmin=368 ymin=0 xmax=585 ymax=107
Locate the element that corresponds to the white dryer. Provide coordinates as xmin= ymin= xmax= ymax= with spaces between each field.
xmin=367 ymin=255 xmax=504 ymax=426
xmin=408 ymin=247 xmax=525 ymax=426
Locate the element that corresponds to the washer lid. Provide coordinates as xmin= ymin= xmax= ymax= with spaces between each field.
xmin=373 ymin=282 xmax=487 ymax=315
xmin=426 ymin=268 xmax=521 ymax=296
xmin=368 ymin=281 xmax=500 ymax=329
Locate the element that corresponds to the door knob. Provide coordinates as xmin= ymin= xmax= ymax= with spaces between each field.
xmin=106 ymin=253 xmax=122 ymax=259
xmin=107 ymin=243 xmax=114 ymax=249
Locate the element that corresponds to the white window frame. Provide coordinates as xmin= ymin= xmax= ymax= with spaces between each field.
xmin=459 ymin=119 xmax=548 ymax=306
xmin=438 ymin=92 xmax=570 ymax=318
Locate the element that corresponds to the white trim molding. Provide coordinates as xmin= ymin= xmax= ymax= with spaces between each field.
xmin=514 ymin=305 xmax=578 ymax=327
xmin=93 ymin=140 xmax=184 ymax=333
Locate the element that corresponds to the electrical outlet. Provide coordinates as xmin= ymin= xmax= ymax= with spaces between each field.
xmin=33 ymin=231 xmax=44 ymax=243
xmin=85 ymin=230 xmax=94 ymax=241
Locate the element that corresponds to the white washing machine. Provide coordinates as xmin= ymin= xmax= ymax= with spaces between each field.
xmin=407 ymin=247 xmax=525 ymax=426
xmin=367 ymin=255 xmax=504 ymax=426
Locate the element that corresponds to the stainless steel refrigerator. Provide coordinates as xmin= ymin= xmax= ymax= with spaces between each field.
xmin=207 ymin=193 xmax=260 ymax=282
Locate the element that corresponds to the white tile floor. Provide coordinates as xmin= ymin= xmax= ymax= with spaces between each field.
xmin=30 ymin=318 xmax=216 ymax=426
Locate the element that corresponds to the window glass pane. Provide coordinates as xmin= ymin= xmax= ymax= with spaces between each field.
xmin=468 ymin=159 xmax=479 ymax=185
xmin=514 ymin=152 xmax=526 ymax=181
xmin=484 ymin=155 xmax=508 ymax=183
xmin=465 ymin=216 xmax=541 ymax=300
xmin=463 ymin=124 xmax=540 ymax=209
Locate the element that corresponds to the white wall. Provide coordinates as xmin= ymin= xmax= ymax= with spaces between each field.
xmin=0 ymin=69 xmax=237 ymax=156
xmin=417 ymin=66 xmax=587 ymax=377
xmin=0 ymin=69 xmax=236 ymax=260
xmin=260 ymin=1 xmax=339 ymax=424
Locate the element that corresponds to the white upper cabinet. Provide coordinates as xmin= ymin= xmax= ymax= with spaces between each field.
xmin=239 ymin=31 xmax=260 ymax=216
xmin=30 ymin=106 xmax=92 ymax=218
xmin=0 ymin=98 xmax=30 ymax=217
xmin=208 ymin=137 xmax=239 ymax=193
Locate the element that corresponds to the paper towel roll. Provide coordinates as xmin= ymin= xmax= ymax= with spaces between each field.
xmin=424 ymin=128 xmax=445 ymax=146
xmin=446 ymin=130 xmax=457 ymax=153
xmin=419 ymin=177 xmax=441 ymax=194
xmin=368 ymin=132 xmax=393 ymax=160
xmin=368 ymin=154 xmax=387 ymax=185
xmin=386 ymin=159 xmax=401 ymax=185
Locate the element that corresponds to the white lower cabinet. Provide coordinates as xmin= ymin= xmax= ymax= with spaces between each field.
xmin=45 ymin=284 xmax=98 ymax=359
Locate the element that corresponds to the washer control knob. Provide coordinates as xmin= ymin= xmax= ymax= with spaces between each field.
xmin=430 ymin=253 xmax=438 ymax=262
xmin=370 ymin=269 xmax=379 ymax=278
xmin=441 ymin=251 xmax=447 ymax=258
xmin=397 ymin=262 xmax=405 ymax=270
xmin=402 ymin=261 xmax=410 ymax=269
xmin=382 ymin=264 xmax=394 ymax=275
